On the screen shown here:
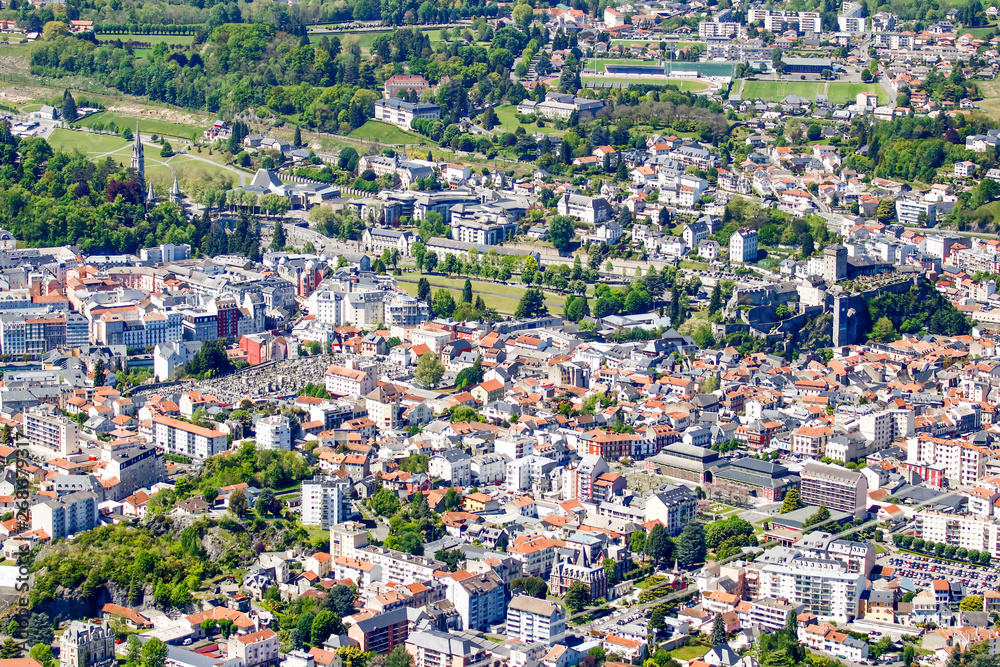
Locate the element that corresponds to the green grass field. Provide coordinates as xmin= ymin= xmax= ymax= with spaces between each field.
xmin=47 ymin=128 xmax=130 ymax=154
xmin=592 ymin=58 xmax=646 ymax=72
xmin=582 ymin=76 xmax=710 ymax=91
xmin=669 ymin=646 xmax=710 ymax=661
xmin=47 ymin=128 xmax=251 ymax=187
xmin=316 ymin=28 xmax=445 ymax=52
xmin=960 ymin=25 xmax=999 ymax=38
xmin=610 ymin=39 xmax=705 ymax=48
xmin=740 ymin=80 xmax=887 ymax=104
xmin=95 ymin=33 xmax=194 ymax=46
xmin=492 ymin=105 xmax=566 ymax=137
xmin=827 ymin=82 xmax=887 ymax=105
xmin=73 ymin=111 xmax=201 ymax=141
xmin=395 ymin=274 xmax=566 ymax=316
xmin=348 ymin=120 xmax=434 ymax=145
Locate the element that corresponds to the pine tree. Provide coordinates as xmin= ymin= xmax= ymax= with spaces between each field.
xmin=462 ymin=278 xmax=473 ymax=304
xmin=676 ymin=521 xmax=707 ymax=566
xmin=779 ymin=489 xmax=802 ymax=514
xmin=709 ymin=283 xmax=722 ymax=314
xmin=61 ymin=89 xmax=77 ymax=122
xmin=710 ymin=613 xmax=726 ymax=645
xmin=271 ymin=221 xmax=286 ymax=250
xmin=294 ymin=126 xmax=303 ymax=148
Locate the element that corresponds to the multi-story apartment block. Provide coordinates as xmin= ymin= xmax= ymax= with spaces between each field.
xmin=301 ymin=476 xmax=353 ymax=529
xmin=449 ymin=570 xmax=506 ymax=631
xmin=60 ymin=620 xmax=116 ymax=667
xmin=792 ymin=425 xmax=833 ymax=457
xmin=699 ymin=21 xmax=740 ymax=38
xmin=895 ymin=196 xmax=937 ymax=226
xmin=346 ymin=607 xmax=411 ymax=654
xmin=353 ymin=546 xmax=445 ymax=585
xmin=915 ymin=511 xmax=1000 ymax=558
xmin=747 ymin=597 xmax=802 ymax=632
xmin=324 ymin=364 xmax=375 ymax=398
xmin=643 ymin=485 xmax=698 ymax=535
xmin=152 ymin=415 xmax=228 ymax=459
xmin=329 ymin=521 xmax=370 ymax=559
xmin=228 ymin=629 xmax=279 ymax=667
xmin=506 ymin=595 xmax=566 ymax=643
xmin=32 ymin=490 xmax=99 ymax=540
xmin=255 ymin=415 xmax=291 ymax=451
xmin=799 ymin=462 xmax=868 ymax=516
xmin=729 ymin=227 xmax=758 ymax=264
xmin=405 ymin=631 xmax=490 ymax=667
xmin=100 ymin=445 xmax=165 ymax=501
xmin=374 ymin=98 xmax=441 ymax=130
xmin=907 ymin=435 xmax=989 ymax=487
xmin=556 ymin=193 xmax=613 ymax=224
xmin=755 ymin=554 xmax=865 ymax=622
xmin=24 ymin=405 xmax=80 ymax=456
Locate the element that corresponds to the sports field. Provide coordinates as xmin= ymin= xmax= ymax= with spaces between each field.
xmin=741 ymin=80 xmax=887 ymax=104
xmin=826 ymin=82 xmax=887 ymax=104
xmin=583 ymin=76 xmax=710 ymax=91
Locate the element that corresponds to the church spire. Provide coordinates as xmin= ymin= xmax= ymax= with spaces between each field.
xmin=146 ymin=180 xmax=155 ymax=205
xmin=131 ymin=123 xmax=144 ymax=182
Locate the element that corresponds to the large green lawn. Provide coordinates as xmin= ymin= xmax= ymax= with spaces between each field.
xmin=395 ymin=274 xmax=566 ymax=316
xmin=313 ymin=28 xmax=445 ymax=52
xmin=73 ymin=111 xmax=201 ymax=142
xmin=47 ymin=128 xmax=130 ymax=154
xmin=827 ymin=82 xmax=887 ymax=105
xmin=95 ymin=33 xmax=194 ymax=46
xmin=493 ymin=105 xmax=566 ymax=136
xmin=669 ymin=646 xmax=710 ymax=661
xmin=348 ymin=120 xmax=434 ymax=145
xmin=47 ymin=128 xmax=251 ymax=187
xmin=741 ymin=80 xmax=887 ymax=104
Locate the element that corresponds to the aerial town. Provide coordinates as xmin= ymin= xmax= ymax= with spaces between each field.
xmin=6 ymin=1 xmax=1000 ymax=667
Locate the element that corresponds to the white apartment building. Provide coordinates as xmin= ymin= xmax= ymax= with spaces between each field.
xmin=895 ymin=197 xmax=937 ymax=226
xmin=838 ymin=2 xmax=866 ymax=32
xmin=228 ymin=629 xmax=279 ymax=667
xmin=729 ymin=227 xmax=758 ymax=264
xmin=255 ymin=415 xmax=291 ymax=451
xmin=405 ymin=631 xmax=490 ymax=667
xmin=506 ymin=595 xmax=567 ymax=643
xmin=374 ymin=98 xmax=441 ymax=130
xmin=747 ymin=597 xmax=802 ymax=632
xmin=915 ymin=511 xmax=1000 ymax=558
xmin=32 ymin=490 xmax=99 ymax=540
xmin=699 ymin=21 xmax=740 ymax=38
xmin=755 ymin=556 xmax=865 ymax=623
xmin=556 ymin=193 xmax=613 ymax=224
xmin=860 ymin=411 xmax=894 ymax=450
xmin=907 ymin=436 xmax=988 ymax=487
xmin=329 ymin=521 xmax=370 ymax=559
xmin=24 ymin=406 xmax=80 ymax=456
xmin=354 ymin=545 xmax=444 ymax=584
xmin=324 ymin=364 xmax=375 ymax=398
xmin=301 ymin=476 xmax=352 ymax=529
xmin=152 ymin=415 xmax=228 ymax=459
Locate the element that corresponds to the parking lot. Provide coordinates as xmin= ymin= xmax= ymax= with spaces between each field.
xmin=879 ymin=552 xmax=998 ymax=595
